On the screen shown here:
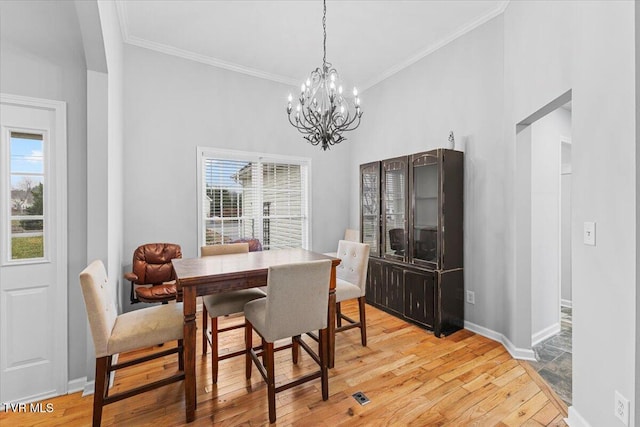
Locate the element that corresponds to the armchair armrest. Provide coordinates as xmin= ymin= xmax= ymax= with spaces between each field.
xmin=124 ymin=272 xmax=138 ymax=282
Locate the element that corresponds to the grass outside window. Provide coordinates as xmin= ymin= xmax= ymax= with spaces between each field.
xmin=12 ymin=235 xmax=44 ymax=259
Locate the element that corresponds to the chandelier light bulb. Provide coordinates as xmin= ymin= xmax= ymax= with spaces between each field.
xmin=301 ymin=83 xmax=306 ymax=92
xmin=353 ymin=87 xmax=358 ymax=97
xmin=288 ymin=94 xmax=292 ymax=102
xmin=338 ymin=86 xmax=343 ymax=94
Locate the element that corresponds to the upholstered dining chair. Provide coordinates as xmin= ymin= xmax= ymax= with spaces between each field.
xmin=325 ymin=229 xmax=360 ymax=257
xmin=124 ymin=243 xmax=182 ymax=304
xmin=200 ymin=243 xmax=266 ymax=384
xmin=79 ymin=260 xmax=185 ymax=427
xmin=334 ymin=240 xmax=370 ymax=346
xmin=244 ymin=259 xmax=332 ymax=423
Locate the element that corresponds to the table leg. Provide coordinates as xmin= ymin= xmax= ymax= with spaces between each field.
xmin=183 ymin=286 xmax=197 ymax=422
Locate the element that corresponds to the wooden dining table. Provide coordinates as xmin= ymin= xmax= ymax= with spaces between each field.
xmin=171 ymin=248 xmax=341 ymax=423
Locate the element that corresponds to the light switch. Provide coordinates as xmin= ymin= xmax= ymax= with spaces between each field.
xmin=584 ymin=222 xmax=596 ymax=246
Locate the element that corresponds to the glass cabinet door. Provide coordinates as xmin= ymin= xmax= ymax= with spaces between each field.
xmin=360 ymin=163 xmax=380 ymax=257
xmin=382 ymin=158 xmax=407 ymax=261
xmin=411 ymin=154 xmax=439 ymax=266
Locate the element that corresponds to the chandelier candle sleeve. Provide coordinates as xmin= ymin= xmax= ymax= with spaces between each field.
xmin=285 ymin=0 xmax=363 ymax=151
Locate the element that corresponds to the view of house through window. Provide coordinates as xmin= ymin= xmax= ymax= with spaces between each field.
xmin=200 ymin=150 xmax=309 ymax=251
xmin=9 ymin=132 xmax=45 ymax=260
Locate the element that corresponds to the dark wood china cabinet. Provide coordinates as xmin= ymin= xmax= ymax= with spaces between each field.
xmin=360 ymin=148 xmax=464 ymax=337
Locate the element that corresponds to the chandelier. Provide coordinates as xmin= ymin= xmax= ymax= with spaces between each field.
xmin=286 ymin=0 xmax=363 ymax=151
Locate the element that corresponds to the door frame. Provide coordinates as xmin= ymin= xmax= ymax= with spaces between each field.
xmin=0 ymin=93 xmax=68 ymax=401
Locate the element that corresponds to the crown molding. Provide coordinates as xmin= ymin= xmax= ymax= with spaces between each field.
xmin=115 ymin=1 xmax=298 ymax=86
xmin=360 ymin=0 xmax=510 ymax=91
xmin=114 ymin=0 xmax=510 ymax=92
xmin=124 ymin=34 xmax=300 ymax=86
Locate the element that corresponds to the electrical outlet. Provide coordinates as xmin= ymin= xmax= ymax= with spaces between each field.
xmin=466 ymin=290 xmax=475 ymax=305
xmin=614 ymin=390 xmax=629 ymax=425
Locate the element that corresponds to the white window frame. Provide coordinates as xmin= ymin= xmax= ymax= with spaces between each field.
xmin=196 ymin=146 xmax=312 ymax=253
xmin=2 ymin=128 xmax=49 ymax=264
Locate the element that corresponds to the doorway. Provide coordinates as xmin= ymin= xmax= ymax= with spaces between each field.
xmin=515 ymin=91 xmax=573 ymax=405
xmin=0 ymin=94 xmax=68 ymax=404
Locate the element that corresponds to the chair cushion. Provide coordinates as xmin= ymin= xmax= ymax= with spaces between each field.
xmin=135 ymin=283 xmax=177 ymax=300
xmin=131 ymin=243 xmax=182 ymax=285
xmin=108 ymin=302 xmax=184 ymax=355
xmin=244 ymin=298 xmax=268 ymax=338
xmin=245 ymin=260 xmax=331 ymax=343
xmin=203 ymin=288 xmax=266 ymax=318
xmin=336 ymin=279 xmax=362 ymax=303
xmin=335 ymin=240 xmax=370 ymax=294
xmin=79 ymin=260 xmax=118 ymax=358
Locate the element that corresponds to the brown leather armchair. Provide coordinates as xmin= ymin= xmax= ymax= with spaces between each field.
xmin=124 ymin=243 xmax=182 ymax=304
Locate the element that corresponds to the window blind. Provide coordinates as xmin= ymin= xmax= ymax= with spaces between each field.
xmin=201 ymin=153 xmax=309 ymax=251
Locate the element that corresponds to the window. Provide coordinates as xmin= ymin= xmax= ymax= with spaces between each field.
xmin=8 ymin=132 xmax=46 ymax=260
xmin=198 ymin=148 xmax=310 ymax=251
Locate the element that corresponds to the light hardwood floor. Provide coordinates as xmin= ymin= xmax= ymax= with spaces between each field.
xmin=1 ymin=301 xmax=568 ymax=426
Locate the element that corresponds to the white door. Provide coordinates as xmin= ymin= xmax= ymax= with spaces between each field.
xmin=0 ymin=94 xmax=67 ymax=404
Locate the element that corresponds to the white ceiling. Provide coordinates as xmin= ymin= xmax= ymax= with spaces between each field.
xmin=117 ymin=0 xmax=508 ymax=91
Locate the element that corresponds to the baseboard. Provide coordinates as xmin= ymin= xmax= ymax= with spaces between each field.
xmin=561 ymin=299 xmax=573 ymax=308
xmin=67 ymin=377 xmax=86 ymax=394
xmin=82 ymin=381 xmax=94 ymax=397
xmin=531 ymin=322 xmax=561 ymax=346
xmin=567 ymin=406 xmax=591 ymax=427
xmin=81 ymin=353 xmax=119 ymax=397
xmin=464 ymin=321 xmax=536 ymax=361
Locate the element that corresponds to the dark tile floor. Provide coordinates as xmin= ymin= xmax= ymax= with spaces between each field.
xmin=530 ymin=306 xmax=572 ymax=405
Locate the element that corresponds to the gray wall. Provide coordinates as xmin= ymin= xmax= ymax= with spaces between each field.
xmin=121 ymin=44 xmax=351 ymax=305
xmin=0 ymin=0 xmax=88 ymax=380
xmin=505 ymin=2 xmax=635 ymax=425
xmin=348 ymin=14 xmax=506 ymax=336
xmin=530 ymin=107 xmax=571 ymax=342
xmin=561 ymin=141 xmax=572 ymax=305
xmin=349 ymin=2 xmax=637 ymax=424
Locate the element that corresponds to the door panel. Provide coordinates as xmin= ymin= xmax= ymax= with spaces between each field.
xmin=404 ymin=270 xmax=435 ymax=327
xmin=385 ymin=264 xmax=404 ymax=314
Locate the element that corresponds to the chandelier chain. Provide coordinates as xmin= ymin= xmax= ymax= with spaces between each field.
xmin=285 ymin=0 xmax=362 ymax=150
xmin=322 ymin=0 xmax=327 ymax=67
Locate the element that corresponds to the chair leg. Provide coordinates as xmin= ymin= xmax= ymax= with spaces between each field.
xmin=336 ymin=301 xmax=342 ymax=327
xmin=261 ymin=337 xmax=267 ymax=367
xmin=178 ymin=339 xmax=184 ymax=371
xmin=93 ymin=356 xmax=109 ymax=427
xmin=265 ymin=341 xmax=276 ymax=423
xmin=292 ymin=335 xmax=300 ymax=364
xmin=104 ymin=356 xmax=113 ymax=399
xmin=245 ymin=321 xmax=253 ymax=380
xmin=358 ymin=296 xmax=367 ymax=346
xmin=211 ymin=317 xmax=219 ymax=384
xmin=319 ymin=329 xmax=329 ymax=401
xmin=202 ymin=305 xmax=208 ymax=355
